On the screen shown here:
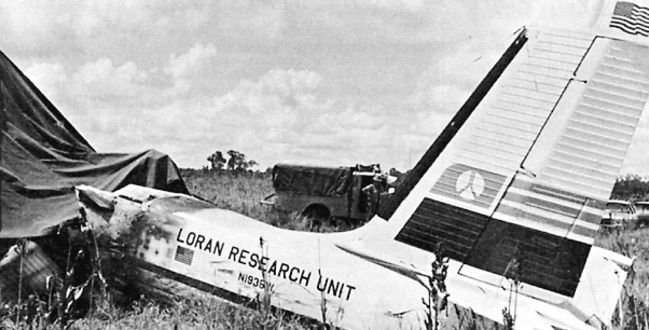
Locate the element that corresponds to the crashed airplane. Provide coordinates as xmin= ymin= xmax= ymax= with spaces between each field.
xmin=74 ymin=1 xmax=649 ymax=329
xmin=6 ymin=0 xmax=649 ymax=329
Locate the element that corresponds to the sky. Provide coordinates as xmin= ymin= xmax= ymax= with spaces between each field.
xmin=1 ymin=0 xmax=648 ymax=175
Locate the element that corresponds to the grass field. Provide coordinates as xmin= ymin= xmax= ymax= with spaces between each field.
xmin=2 ymin=169 xmax=648 ymax=329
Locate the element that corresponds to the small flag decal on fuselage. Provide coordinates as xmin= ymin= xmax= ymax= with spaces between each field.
xmin=610 ymin=1 xmax=649 ymax=37
xmin=175 ymin=246 xmax=194 ymax=265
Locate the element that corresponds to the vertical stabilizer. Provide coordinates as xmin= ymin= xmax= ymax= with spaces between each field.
xmin=386 ymin=0 xmax=649 ymax=302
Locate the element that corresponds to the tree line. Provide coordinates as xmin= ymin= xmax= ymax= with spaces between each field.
xmin=202 ymin=150 xmax=648 ymax=201
xmin=611 ymin=174 xmax=649 ymax=201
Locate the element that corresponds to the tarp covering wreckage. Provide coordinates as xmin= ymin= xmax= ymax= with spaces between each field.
xmin=272 ymin=164 xmax=353 ymax=197
xmin=0 ymin=50 xmax=188 ymax=238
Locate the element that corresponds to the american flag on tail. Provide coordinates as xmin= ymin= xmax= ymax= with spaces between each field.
xmin=610 ymin=1 xmax=649 ymax=36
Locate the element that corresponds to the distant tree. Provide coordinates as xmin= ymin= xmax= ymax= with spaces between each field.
xmin=227 ymin=150 xmax=256 ymax=172
xmin=227 ymin=150 xmax=241 ymax=171
xmin=207 ymin=151 xmax=227 ymax=171
xmin=611 ymin=174 xmax=649 ymax=201
xmin=207 ymin=149 xmax=259 ymax=173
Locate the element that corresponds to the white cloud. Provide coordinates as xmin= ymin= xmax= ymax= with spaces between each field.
xmin=69 ymin=58 xmax=149 ymax=105
xmin=64 ymin=68 xmax=333 ymax=169
xmin=359 ymin=0 xmax=424 ymax=12
xmin=6 ymin=0 xmax=648 ymax=175
xmin=163 ymin=43 xmax=218 ymax=97
xmin=0 ymin=1 xmax=151 ymax=53
xmin=174 ymin=69 xmax=415 ymax=168
xmin=213 ymin=69 xmax=324 ymax=116
xmin=0 ymin=1 xmax=213 ymax=60
xmin=24 ymin=62 xmax=67 ymax=101
xmin=213 ymin=1 xmax=288 ymax=40
xmin=407 ymin=35 xmax=508 ymax=116
xmin=25 ymin=42 xmax=220 ymax=113
xmin=165 ymin=43 xmax=217 ymax=79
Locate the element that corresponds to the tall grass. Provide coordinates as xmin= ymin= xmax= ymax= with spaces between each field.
xmin=69 ymin=298 xmax=307 ymax=330
xmin=2 ymin=297 xmax=308 ymax=330
xmin=595 ymin=226 xmax=649 ymax=329
xmin=181 ymin=169 xmax=274 ymax=222
xmin=180 ymin=169 xmax=357 ymax=232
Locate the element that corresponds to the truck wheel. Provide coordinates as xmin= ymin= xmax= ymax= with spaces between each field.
xmin=302 ymin=205 xmax=331 ymax=226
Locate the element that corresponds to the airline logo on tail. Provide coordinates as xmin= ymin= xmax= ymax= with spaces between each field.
xmin=456 ymin=170 xmax=484 ymax=201
xmin=431 ymin=163 xmax=506 ymax=209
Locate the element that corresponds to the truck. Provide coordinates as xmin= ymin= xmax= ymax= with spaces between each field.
xmin=261 ymin=163 xmax=393 ymax=224
xmin=600 ymin=199 xmax=636 ymax=228
xmin=635 ymin=201 xmax=649 ymax=226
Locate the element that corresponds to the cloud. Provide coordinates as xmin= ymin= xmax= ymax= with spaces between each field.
xmin=192 ymin=69 xmax=420 ymax=168
xmin=0 ymin=1 xmax=154 ymax=55
xmin=74 ymin=59 xmax=144 ymax=92
xmin=406 ymin=33 xmax=510 ymax=118
xmin=22 ymin=41 xmax=223 ymax=111
xmin=23 ymin=59 xmax=154 ymax=133
xmin=163 ymin=43 xmax=218 ymax=97
xmin=356 ymin=0 xmax=424 ymax=12
xmin=42 ymin=60 xmax=453 ymax=170
xmin=7 ymin=0 xmax=648 ymax=175
xmin=165 ymin=43 xmax=217 ymax=79
xmin=213 ymin=69 xmax=324 ymax=117
xmin=204 ymin=69 xmax=329 ymax=165
xmin=0 ymin=1 xmax=217 ymax=63
xmin=51 ymin=67 xmax=332 ymax=168
xmin=213 ymin=2 xmax=288 ymax=41
xmin=66 ymin=58 xmax=152 ymax=109
xmin=23 ymin=62 xmax=67 ymax=101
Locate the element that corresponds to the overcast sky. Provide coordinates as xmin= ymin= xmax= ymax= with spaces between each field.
xmin=1 ymin=0 xmax=648 ymax=175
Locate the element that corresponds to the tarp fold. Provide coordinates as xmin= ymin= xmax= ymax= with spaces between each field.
xmin=1 ymin=50 xmax=188 ymax=238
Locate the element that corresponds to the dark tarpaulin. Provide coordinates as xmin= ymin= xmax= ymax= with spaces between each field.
xmin=272 ymin=164 xmax=352 ymax=197
xmin=1 ymin=50 xmax=188 ymax=238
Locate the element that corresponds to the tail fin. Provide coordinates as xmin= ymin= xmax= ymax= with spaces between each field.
xmin=384 ymin=1 xmax=649 ymax=300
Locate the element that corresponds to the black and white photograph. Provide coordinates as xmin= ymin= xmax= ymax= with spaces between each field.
xmin=2 ymin=1 xmax=649 ymax=329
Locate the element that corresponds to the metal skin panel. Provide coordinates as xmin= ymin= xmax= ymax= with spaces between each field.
xmin=463 ymin=218 xmax=591 ymax=297
xmin=395 ymin=198 xmax=590 ymax=296
xmin=395 ymin=198 xmax=490 ymax=261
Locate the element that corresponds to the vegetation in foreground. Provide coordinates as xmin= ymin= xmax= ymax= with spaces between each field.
xmin=2 ymin=169 xmax=649 ymax=329
xmin=596 ymin=227 xmax=649 ymax=328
